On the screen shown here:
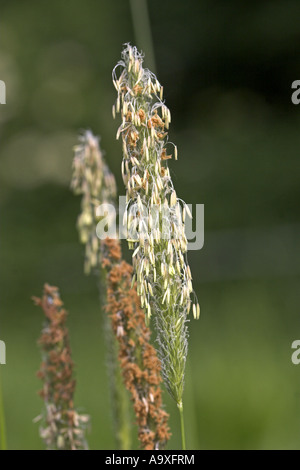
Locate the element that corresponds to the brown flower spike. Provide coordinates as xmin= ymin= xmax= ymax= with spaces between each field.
xmin=71 ymin=130 xmax=170 ymax=449
xmin=102 ymin=238 xmax=170 ymax=450
xmin=33 ymin=284 xmax=89 ymax=450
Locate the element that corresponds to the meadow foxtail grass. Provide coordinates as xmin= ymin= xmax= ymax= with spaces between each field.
xmin=33 ymin=284 xmax=89 ymax=450
xmin=102 ymin=238 xmax=170 ymax=449
xmin=71 ymin=131 xmax=131 ymax=449
xmin=113 ymin=44 xmax=200 ymax=449
xmin=71 ymin=131 xmax=170 ymax=449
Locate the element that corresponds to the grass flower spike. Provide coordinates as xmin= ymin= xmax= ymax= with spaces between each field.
xmin=102 ymin=238 xmax=170 ymax=450
xmin=113 ymin=45 xmax=199 ymax=445
xmin=71 ymin=130 xmax=170 ymax=449
xmin=33 ymin=284 xmax=89 ymax=450
xmin=72 ymin=131 xmax=131 ymax=449
xmin=71 ymin=131 xmax=117 ymax=274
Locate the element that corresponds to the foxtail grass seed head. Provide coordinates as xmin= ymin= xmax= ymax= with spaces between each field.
xmin=71 ymin=130 xmax=117 ymax=274
xmin=113 ymin=44 xmax=199 ymax=405
xmin=72 ymin=131 xmax=133 ymax=449
xmin=33 ymin=284 xmax=89 ymax=450
xmin=102 ymin=238 xmax=170 ymax=450
xmin=71 ymin=131 xmax=170 ymax=449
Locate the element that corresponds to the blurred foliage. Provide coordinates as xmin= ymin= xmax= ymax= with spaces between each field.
xmin=0 ymin=0 xmax=300 ymax=449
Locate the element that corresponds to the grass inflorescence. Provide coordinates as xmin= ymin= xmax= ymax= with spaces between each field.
xmin=71 ymin=130 xmax=170 ymax=449
xmin=113 ymin=44 xmax=199 ymax=408
xmin=33 ymin=284 xmax=89 ymax=450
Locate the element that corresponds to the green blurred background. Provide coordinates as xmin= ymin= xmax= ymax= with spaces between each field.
xmin=1 ymin=0 xmax=300 ymax=450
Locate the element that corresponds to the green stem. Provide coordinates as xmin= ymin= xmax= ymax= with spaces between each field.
xmin=129 ymin=0 xmax=157 ymax=74
xmin=178 ymin=401 xmax=186 ymax=451
xmin=0 ymin=369 xmax=7 ymax=450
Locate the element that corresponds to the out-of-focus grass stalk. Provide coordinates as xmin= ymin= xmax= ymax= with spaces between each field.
xmin=102 ymin=238 xmax=170 ymax=449
xmin=0 ymin=370 xmax=7 ymax=450
xmin=129 ymin=0 xmax=156 ymax=74
xmin=101 ymin=281 xmax=131 ymax=450
xmin=71 ymin=131 xmax=132 ymax=450
xmin=33 ymin=284 xmax=89 ymax=450
xmin=72 ymin=131 xmax=170 ymax=450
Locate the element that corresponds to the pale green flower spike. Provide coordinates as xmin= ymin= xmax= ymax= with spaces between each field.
xmin=71 ymin=131 xmax=117 ymax=274
xmin=113 ymin=44 xmax=200 ymax=408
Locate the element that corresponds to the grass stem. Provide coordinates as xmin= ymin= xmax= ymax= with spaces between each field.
xmin=178 ymin=401 xmax=186 ymax=451
xmin=129 ymin=0 xmax=157 ymax=74
xmin=0 ymin=369 xmax=7 ymax=450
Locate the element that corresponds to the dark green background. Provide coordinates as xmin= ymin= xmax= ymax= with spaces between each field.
xmin=0 ymin=0 xmax=300 ymax=450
